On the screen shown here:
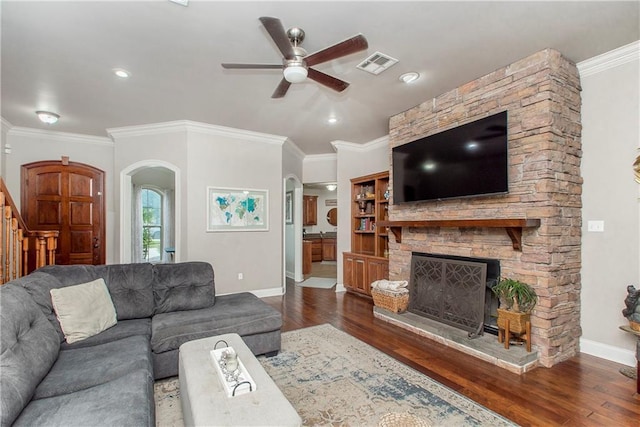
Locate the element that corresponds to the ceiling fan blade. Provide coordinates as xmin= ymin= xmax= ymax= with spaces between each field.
xmin=305 ymin=34 xmax=368 ymax=67
xmin=259 ymin=17 xmax=295 ymax=60
xmin=307 ymin=68 xmax=349 ymax=92
xmin=221 ymin=63 xmax=283 ymax=69
xmin=272 ymin=78 xmax=291 ymax=98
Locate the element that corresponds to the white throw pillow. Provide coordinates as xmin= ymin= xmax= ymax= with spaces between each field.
xmin=50 ymin=278 xmax=117 ymax=344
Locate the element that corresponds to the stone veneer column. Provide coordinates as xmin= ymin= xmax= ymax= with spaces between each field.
xmin=388 ymin=49 xmax=582 ymax=368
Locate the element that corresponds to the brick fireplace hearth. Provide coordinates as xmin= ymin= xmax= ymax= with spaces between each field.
xmin=385 ymin=48 xmax=582 ymax=369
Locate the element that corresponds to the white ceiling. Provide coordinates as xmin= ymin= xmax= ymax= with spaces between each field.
xmin=2 ymin=1 xmax=638 ymax=155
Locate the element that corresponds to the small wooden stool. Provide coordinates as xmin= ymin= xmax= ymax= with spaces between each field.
xmin=498 ymin=319 xmax=532 ymax=352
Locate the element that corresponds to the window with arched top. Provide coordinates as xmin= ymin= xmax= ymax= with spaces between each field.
xmin=141 ymin=188 xmax=163 ymax=262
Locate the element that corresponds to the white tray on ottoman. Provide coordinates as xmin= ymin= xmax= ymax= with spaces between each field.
xmin=179 ymin=333 xmax=301 ymax=427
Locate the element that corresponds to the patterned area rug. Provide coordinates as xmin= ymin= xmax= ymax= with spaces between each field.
xmin=154 ymin=324 xmax=516 ymax=426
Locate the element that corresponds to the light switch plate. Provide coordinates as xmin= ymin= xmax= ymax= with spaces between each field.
xmin=587 ymin=220 xmax=605 ymax=232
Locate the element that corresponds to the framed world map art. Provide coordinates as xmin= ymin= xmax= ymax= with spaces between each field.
xmin=207 ymin=187 xmax=269 ymax=232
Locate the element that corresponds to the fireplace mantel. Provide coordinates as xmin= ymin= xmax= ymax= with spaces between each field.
xmin=378 ymin=219 xmax=541 ymax=251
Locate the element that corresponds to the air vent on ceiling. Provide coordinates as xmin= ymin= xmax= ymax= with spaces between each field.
xmin=357 ymin=52 xmax=398 ymax=75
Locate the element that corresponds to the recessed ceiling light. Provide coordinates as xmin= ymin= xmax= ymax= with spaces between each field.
xmin=326 ymin=184 xmax=337 ymax=191
xmin=113 ymin=68 xmax=131 ymax=78
xmin=399 ymin=72 xmax=420 ymax=84
xmin=327 ymin=117 xmax=338 ymax=125
xmin=36 ymin=111 xmax=60 ymax=124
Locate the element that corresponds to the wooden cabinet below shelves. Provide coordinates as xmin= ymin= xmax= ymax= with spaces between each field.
xmin=303 ymin=195 xmax=318 ymax=226
xmin=302 ymin=240 xmax=312 ymax=275
xmin=310 ymin=238 xmax=322 ymax=262
xmin=322 ymin=238 xmax=336 ymax=261
xmin=343 ymin=252 xmax=388 ymax=297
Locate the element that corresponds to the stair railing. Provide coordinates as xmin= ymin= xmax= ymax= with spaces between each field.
xmin=0 ymin=178 xmax=58 ymax=285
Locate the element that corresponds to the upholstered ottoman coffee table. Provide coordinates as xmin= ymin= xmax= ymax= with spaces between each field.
xmin=179 ymin=333 xmax=301 ymax=427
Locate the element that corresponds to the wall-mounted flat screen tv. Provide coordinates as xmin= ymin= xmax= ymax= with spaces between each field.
xmin=392 ymin=111 xmax=508 ymax=204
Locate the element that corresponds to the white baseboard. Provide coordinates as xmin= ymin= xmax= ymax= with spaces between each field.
xmin=335 ymin=283 xmax=346 ymax=293
xmin=580 ymin=338 xmax=636 ymax=367
xmin=219 ymin=287 xmax=285 ymax=298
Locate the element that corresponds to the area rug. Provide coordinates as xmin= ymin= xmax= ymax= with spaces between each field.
xmin=154 ymin=324 xmax=516 ymax=426
xmin=296 ymin=277 xmax=336 ymax=289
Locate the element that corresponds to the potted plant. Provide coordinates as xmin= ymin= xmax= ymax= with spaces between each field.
xmin=492 ymin=278 xmax=537 ymax=350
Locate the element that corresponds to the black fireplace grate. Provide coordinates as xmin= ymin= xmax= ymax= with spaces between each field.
xmin=409 ymin=255 xmax=487 ymax=336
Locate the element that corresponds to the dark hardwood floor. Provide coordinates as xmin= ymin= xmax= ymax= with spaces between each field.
xmin=263 ymin=282 xmax=639 ymax=426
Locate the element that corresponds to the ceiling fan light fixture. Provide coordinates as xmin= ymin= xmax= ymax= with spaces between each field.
xmin=283 ymin=65 xmax=308 ymax=83
xmin=36 ymin=110 xmax=60 ymax=124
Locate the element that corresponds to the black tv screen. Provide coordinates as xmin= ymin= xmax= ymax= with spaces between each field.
xmin=392 ymin=111 xmax=508 ymax=203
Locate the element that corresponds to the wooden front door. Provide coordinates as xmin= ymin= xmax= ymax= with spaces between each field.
xmin=21 ymin=160 xmax=105 ymax=265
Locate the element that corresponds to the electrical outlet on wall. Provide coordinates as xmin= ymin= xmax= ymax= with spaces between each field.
xmin=237 ymin=273 xmax=243 ymax=280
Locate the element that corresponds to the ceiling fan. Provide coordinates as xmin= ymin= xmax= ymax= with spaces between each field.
xmin=221 ymin=17 xmax=368 ymax=98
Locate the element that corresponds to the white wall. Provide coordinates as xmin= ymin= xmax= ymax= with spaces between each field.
xmin=186 ymin=128 xmax=284 ymax=295
xmin=110 ymin=124 xmax=189 ymax=264
xmin=282 ymin=140 xmax=304 ymax=282
xmin=0 ymin=118 xmax=10 ymax=177
xmin=110 ymin=121 xmax=286 ymax=296
xmin=578 ymin=41 xmax=640 ymax=366
xmin=3 ymin=127 xmax=116 ymax=263
xmin=332 ymin=136 xmax=390 ymax=289
xmin=303 ymin=154 xmax=337 ymax=183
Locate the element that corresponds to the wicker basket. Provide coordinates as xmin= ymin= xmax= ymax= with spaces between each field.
xmin=496 ymin=308 xmax=530 ymax=334
xmin=371 ymin=288 xmax=409 ymax=314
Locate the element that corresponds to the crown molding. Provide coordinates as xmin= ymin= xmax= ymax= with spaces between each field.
xmin=107 ymin=120 xmax=287 ymax=146
xmin=283 ymin=139 xmax=306 ymax=161
xmin=1 ymin=117 xmax=13 ymax=130
xmin=331 ymin=135 xmax=389 ymax=152
xmin=7 ymin=126 xmax=113 ymax=146
xmin=578 ymin=40 xmax=639 ymax=77
xmin=303 ymin=153 xmax=337 ymax=163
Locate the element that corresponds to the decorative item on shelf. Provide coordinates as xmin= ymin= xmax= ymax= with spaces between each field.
xmin=383 ymin=186 xmax=390 ymax=200
xmin=358 ymin=200 xmax=367 ymax=214
xmin=365 ymin=202 xmax=374 ymax=214
xmin=492 ymin=278 xmax=537 ymax=352
xmin=622 ymin=285 xmax=640 ymax=332
xmin=359 ymin=187 xmax=367 ymax=200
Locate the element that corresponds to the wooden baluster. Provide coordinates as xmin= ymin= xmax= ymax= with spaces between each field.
xmin=47 ymin=234 xmax=57 ymax=265
xmin=0 ymin=194 xmax=4 ymax=285
xmin=11 ymin=218 xmax=18 ymax=281
xmin=14 ymin=228 xmax=27 ymax=277
xmin=22 ymin=236 xmax=31 ymax=276
xmin=4 ymin=206 xmax=11 ymax=284
xmin=35 ymin=235 xmax=45 ymax=269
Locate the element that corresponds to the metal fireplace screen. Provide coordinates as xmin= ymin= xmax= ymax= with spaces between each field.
xmin=409 ymin=255 xmax=487 ymax=336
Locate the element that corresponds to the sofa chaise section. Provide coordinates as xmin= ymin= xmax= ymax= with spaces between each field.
xmin=1 ymin=261 xmax=283 ymax=425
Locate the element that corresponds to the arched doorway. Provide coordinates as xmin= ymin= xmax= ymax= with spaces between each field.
xmin=284 ymin=174 xmax=303 ymax=285
xmin=120 ymin=160 xmax=180 ymax=264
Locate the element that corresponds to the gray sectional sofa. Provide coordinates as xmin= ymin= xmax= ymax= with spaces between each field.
xmin=0 ymin=261 xmax=282 ymax=426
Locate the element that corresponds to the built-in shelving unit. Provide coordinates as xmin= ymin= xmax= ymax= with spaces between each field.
xmin=344 ymin=171 xmax=390 ymax=296
xmin=377 ymin=218 xmax=541 ymax=251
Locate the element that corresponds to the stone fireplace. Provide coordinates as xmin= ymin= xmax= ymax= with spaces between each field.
xmin=382 ymin=49 xmax=582 ymax=370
